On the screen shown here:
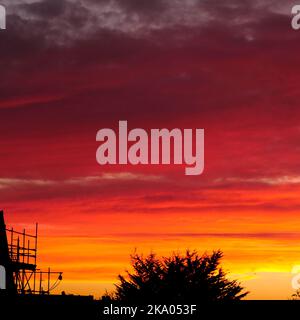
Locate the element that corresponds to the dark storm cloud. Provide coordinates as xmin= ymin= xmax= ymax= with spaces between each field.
xmin=115 ymin=0 xmax=167 ymax=14
xmin=0 ymin=0 xmax=295 ymax=66
xmin=2 ymin=0 xmax=294 ymax=44
xmin=21 ymin=0 xmax=67 ymax=18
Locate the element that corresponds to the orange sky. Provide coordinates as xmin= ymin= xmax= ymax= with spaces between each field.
xmin=4 ymin=182 xmax=300 ymax=299
xmin=1 ymin=0 xmax=300 ymax=300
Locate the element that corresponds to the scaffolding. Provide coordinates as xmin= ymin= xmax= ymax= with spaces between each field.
xmin=0 ymin=210 xmax=62 ymax=295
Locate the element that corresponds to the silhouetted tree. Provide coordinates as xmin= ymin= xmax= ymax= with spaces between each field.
xmin=291 ymin=289 xmax=300 ymax=300
xmin=110 ymin=250 xmax=248 ymax=303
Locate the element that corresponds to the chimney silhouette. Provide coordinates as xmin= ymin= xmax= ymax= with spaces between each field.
xmin=0 ymin=210 xmax=17 ymax=293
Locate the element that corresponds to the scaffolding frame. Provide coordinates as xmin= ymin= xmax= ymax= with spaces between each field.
xmin=3 ymin=217 xmax=62 ymax=295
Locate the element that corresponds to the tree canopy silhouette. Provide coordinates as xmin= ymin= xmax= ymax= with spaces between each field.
xmin=110 ymin=250 xmax=248 ymax=303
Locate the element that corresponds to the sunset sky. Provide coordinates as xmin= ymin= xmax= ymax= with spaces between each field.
xmin=1 ymin=0 xmax=300 ymax=299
